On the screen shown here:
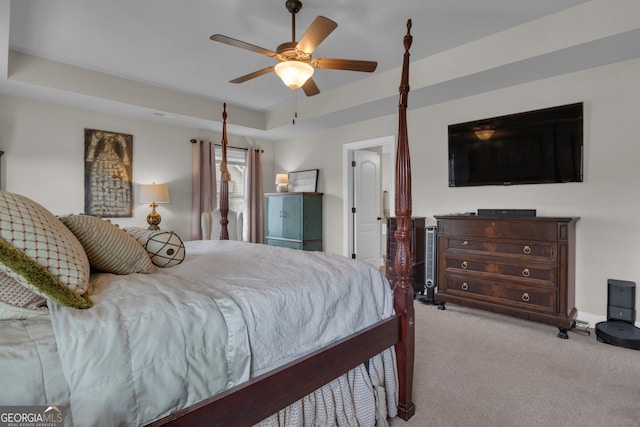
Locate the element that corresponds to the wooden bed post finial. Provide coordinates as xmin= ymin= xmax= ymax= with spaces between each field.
xmin=394 ymin=18 xmax=416 ymax=420
xmin=219 ymin=103 xmax=230 ymax=240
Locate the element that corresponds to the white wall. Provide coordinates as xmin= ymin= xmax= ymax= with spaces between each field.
xmin=274 ymin=57 xmax=640 ymax=322
xmin=0 ymin=95 xmax=274 ymax=240
xmin=2 ymin=57 xmax=639 ymax=322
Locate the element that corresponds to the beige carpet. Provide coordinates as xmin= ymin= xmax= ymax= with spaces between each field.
xmin=390 ymin=302 xmax=640 ymax=427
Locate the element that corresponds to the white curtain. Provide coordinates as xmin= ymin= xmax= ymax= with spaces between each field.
xmin=191 ymin=140 xmax=217 ymax=240
xmin=244 ymin=148 xmax=264 ymax=243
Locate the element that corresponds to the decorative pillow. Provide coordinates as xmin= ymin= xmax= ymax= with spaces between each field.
xmin=0 ymin=190 xmax=92 ymax=308
xmin=0 ymin=272 xmax=49 ymax=320
xmin=125 ymin=227 xmax=186 ymax=268
xmin=60 ymin=214 xmax=157 ymax=274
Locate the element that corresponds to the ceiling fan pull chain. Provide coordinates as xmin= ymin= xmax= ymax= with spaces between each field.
xmin=292 ymin=90 xmax=297 ymax=125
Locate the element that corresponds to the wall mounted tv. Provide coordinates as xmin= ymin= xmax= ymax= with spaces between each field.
xmin=448 ymin=103 xmax=583 ymax=187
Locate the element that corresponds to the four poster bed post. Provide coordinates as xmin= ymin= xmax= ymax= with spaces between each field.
xmin=217 ymin=103 xmax=231 ymax=240
xmin=393 ymin=19 xmax=416 ymax=420
xmin=152 ymin=19 xmax=416 ymax=426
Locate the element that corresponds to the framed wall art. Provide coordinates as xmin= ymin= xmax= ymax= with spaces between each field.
xmin=288 ymin=169 xmax=319 ymax=192
xmin=84 ymin=128 xmax=133 ymax=217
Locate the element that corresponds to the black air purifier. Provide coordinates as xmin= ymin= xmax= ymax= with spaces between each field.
xmin=595 ymin=279 xmax=640 ymax=350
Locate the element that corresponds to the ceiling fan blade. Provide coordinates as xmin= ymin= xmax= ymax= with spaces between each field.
xmin=302 ymin=78 xmax=320 ymax=96
xmin=210 ymin=34 xmax=276 ymax=57
xmin=229 ymin=66 xmax=275 ymax=84
xmin=312 ymin=58 xmax=377 ymax=72
xmin=296 ymin=16 xmax=337 ymax=54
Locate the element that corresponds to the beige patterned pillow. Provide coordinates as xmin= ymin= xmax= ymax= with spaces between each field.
xmin=0 ymin=272 xmax=48 ymax=320
xmin=60 ymin=214 xmax=157 ymax=274
xmin=0 ymin=191 xmax=91 ymax=305
xmin=125 ymin=227 xmax=186 ymax=268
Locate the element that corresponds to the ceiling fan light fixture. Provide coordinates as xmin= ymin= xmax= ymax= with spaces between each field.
xmin=275 ymin=61 xmax=314 ymax=90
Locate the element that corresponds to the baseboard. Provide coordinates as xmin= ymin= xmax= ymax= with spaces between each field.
xmin=577 ymin=311 xmax=640 ymax=329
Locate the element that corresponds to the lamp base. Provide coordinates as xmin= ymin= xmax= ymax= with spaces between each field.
xmin=146 ymin=207 xmax=161 ymax=231
xmin=277 ymin=184 xmax=288 ymax=193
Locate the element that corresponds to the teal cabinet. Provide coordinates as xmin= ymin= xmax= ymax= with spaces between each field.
xmin=265 ymin=192 xmax=323 ymax=251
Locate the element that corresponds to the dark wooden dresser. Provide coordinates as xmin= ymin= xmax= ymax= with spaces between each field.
xmin=435 ymin=215 xmax=579 ymax=338
xmin=386 ymin=216 xmax=425 ymax=294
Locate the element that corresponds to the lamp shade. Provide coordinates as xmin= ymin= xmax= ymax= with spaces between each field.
xmin=275 ymin=173 xmax=289 ymax=193
xmin=139 ymin=183 xmax=170 ymax=204
xmin=275 ymin=174 xmax=289 ymax=185
xmin=274 ymin=61 xmax=314 ymax=90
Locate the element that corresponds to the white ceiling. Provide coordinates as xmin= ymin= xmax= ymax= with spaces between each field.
xmin=2 ymin=0 xmax=640 ymax=141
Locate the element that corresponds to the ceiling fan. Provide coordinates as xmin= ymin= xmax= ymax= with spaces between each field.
xmin=210 ymin=0 xmax=377 ymax=96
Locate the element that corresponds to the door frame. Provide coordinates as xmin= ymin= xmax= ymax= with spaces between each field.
xmin=342 ymin=135 xmax=396 ymax=258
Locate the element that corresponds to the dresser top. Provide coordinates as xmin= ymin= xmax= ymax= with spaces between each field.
xmin=435 ymin=214 xmax=579 ymax=222
xmin=265 ymin=192 xmax=323 ymax=196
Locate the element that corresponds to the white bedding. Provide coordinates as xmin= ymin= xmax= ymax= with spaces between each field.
xmin=171 ymin=241 xmax=395 ymax=376
xmin=0 ymin=317 xmax=70 ymax=406
xmin=49 ymin=258 xmax=251 ymax=426
xmin=4 ymin=240 xmax=397 ymax=426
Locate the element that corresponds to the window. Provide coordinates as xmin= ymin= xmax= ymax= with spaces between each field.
xmin=215 ymin=146 xmax=246 ymax=214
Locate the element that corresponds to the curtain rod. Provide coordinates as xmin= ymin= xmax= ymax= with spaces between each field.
xmin=189 ymin=139 xmax=263 ymax=152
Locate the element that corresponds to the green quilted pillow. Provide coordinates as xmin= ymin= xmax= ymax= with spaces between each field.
xmin=0 ymin=191 xmax=92 ymax=309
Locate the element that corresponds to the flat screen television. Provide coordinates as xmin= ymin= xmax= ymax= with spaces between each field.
xmin=448 ymin=103 xmax=583 ymax=187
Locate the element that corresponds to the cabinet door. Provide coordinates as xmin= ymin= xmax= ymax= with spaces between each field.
xmin=266 ymin=195 xmax=285 ymax=238
xmin=281 ymin=196 xmax=302 ymax=240
xmin=266 ymin=195 xmax=302 ymax=240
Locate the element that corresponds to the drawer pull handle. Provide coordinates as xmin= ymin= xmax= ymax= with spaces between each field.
xmin=461 ymin=261 xmax=468 ymax=269
xmin=461 ymin=282 xmax=469 ymax=291
xmin=461 ymin=241 xmax=469 ymax=246
xmin=522 ymin=268 xmax=530 ymax=277
xmin=522 ymin=292 xmax=530 ymax=302
xmin=523 ymin=245 xmax=532 ymax=255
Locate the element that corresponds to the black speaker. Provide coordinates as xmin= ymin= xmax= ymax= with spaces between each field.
xmin=476 ymin=208 xmax=537 ymax=217
xmin=418 ymin=226 xmax=438 ymax=306
xmin=607 ymin=279 xmax=636 ymax=324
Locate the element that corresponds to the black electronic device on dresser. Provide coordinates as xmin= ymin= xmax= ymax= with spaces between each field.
xmin=386 ymin=217 xmax=425 ymax=295
xmin=435 ymin=214 xmax=579 ymax=338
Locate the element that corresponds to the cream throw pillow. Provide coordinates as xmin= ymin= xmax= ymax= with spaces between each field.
xmin=0 ymin=190 xmax=92 ymax=309
xmin=125 ymin=227 xmax=186 ymax=268
xmin=60 ymin=214 xmax=157 ymax=274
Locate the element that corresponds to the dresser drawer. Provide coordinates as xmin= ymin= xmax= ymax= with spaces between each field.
xmin=442 ymin=273 xmax=556 ymax=313
xmin=440 ymin=218 xmax=558 ymax=241
xmin=444 ymin=255 xmax=556 ymax=284
xmin=445 ymin=237 xmax=555 ymax=260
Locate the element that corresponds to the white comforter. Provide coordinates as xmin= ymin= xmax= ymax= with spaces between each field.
xmin=49 ymin=260 xmax=251 ymax=426
xmin=48 ymin=240 xmax=396 ymax=426
xmin=173 ymin=241 xmax=395 ymax=376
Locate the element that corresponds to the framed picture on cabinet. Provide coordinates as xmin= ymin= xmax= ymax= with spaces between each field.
xmin=288 ymin=169 xmax=319 ymax=192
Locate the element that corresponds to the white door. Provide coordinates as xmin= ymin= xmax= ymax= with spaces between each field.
xmin=353 ymin=149 xmax=382 ymax=267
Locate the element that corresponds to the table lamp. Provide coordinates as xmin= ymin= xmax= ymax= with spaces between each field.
xmin=275 ymin=174 xmax=289 ymax=192
xmin=139 ymin=183 xmax=170 ymax=230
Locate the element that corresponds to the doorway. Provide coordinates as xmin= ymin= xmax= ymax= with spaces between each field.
xmin=342 ymin=136 xmax=396 ymax=268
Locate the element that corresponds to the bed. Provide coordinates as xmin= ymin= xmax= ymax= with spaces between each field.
xmin=0 ymin=20 xmax=417 ymax=427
